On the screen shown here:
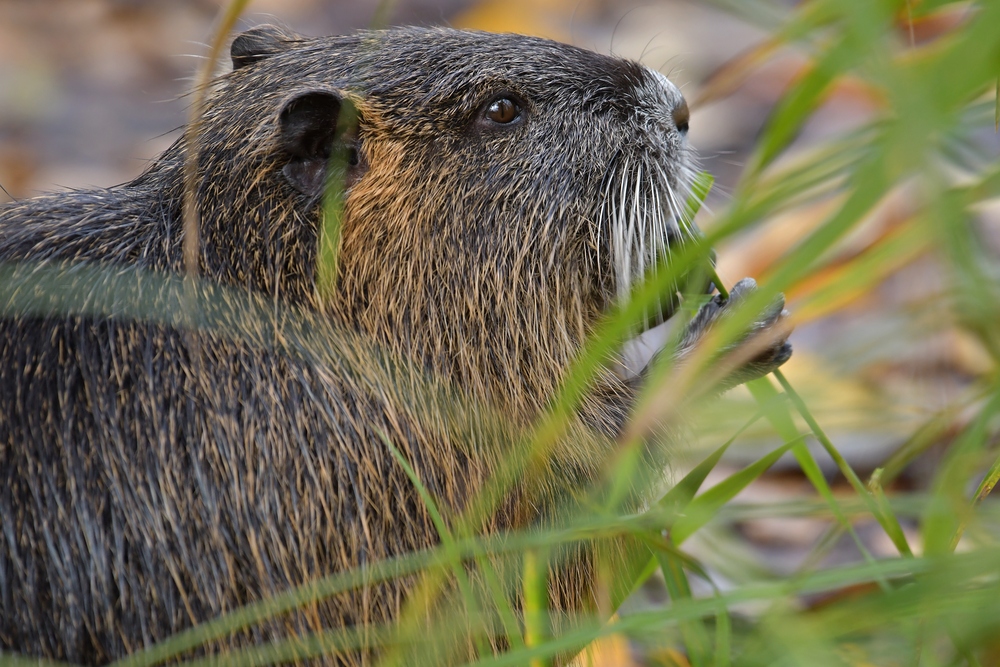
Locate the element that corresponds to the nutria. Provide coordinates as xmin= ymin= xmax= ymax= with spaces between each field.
xmin=0 ymin=25 xmax=791 ymax=664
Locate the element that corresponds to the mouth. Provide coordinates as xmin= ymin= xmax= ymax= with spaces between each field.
xmin=635 ymin=259 xmax=718 ymax=334
xmin=597 ymin=147 xmax=705 ymax=335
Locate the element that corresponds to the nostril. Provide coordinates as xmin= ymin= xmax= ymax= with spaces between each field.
xmin=672 ymin=98 xmax=690 ymax=135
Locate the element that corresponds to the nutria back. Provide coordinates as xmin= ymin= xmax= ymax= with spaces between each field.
xmin=0 ymin=25 xmax=788 ymax=664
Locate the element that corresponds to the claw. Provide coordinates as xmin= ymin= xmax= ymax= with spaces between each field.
xmin=672 ymin=275 xmax=793 ymax=388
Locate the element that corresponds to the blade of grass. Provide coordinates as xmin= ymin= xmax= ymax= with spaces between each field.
xmin=475 ymin=554 xmax=526 ymax=654
xmin=110 ymin=514 xmax=663 ymax=667
xmin=659 ymin=409 xmax=769 ymax=516
xmin=466 ymin=548 xmax=1000 ymax=667
xmin=656 ymin=551 xmax=713 ymax=667
xmin=922 ymin=389 xmax=1000 ymax=555
xmin=181 ymin=0 xmax=252 ymax=277
xmin=377 ymin=429 xmax=491 ymax=661
xmin=741 ymin=38 xmax=857 ymax=183
xmin=744 ymin=376 xmax=890 ymax=589
xmin=712 ymin=601 xmax=731 ymax=667
xmin=867 ymin=468 xmax=912 ymax=558
xmin=607 ymin=374 xmax=778 ymax=614
xmin=316 ymin=101 xmax=358 ymax=301
xmin=773 ymin=369 xmax=915 ymax=557
xmin=522 ymin=549 xmax=551 ymax=667
xmin=682 ymin=171 xmax=715 ymax=230
xmin=670 ymin=436 xmax=802 ymax=545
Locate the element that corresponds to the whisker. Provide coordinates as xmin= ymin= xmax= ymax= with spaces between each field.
xmin=630 ymin=161 xmax=642 ymax=285
xmin=600 ymin=141 xmax=698 ymax=317
xmin=616 ymin=156 xmax=630 ymax=302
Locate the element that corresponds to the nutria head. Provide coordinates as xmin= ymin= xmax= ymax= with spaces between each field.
xmin=159 ymin=25 xmax=696 ymax=415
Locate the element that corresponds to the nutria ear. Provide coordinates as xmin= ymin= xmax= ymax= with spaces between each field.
xmin=231 ymin=25 xmax=300 ymax=69
xmin=279 ymin=91 xmax=361 ymax=198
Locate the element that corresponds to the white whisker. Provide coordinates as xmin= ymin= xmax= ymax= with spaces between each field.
xmin=599 ymin=140 xmax=697 ymax=313
xmin=616 ymin=157 xmax=630 ymax=301
xmin=629 ymin=161 xmax=642 ymax=293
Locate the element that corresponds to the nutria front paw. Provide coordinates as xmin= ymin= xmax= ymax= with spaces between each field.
xmin=676 ymin=277 xmax=792 ymax=389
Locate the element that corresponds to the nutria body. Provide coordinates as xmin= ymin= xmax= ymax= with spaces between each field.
xmin=0 ymin=26 xmax=790 ymax=664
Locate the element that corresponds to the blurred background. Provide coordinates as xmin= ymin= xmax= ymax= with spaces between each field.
xmin=3 ymin=1 xmax=998 ymax=663
xmin=0 ymin=0 xmax=785 ymax=205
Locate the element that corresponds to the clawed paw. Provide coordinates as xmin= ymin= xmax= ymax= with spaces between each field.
xmin=676 ymin=277 xmax=792 ymax=388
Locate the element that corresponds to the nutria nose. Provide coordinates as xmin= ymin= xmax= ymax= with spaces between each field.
xmin=672 ymin=98 xmax=690 ymax=135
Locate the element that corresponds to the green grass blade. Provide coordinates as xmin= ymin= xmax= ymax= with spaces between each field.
xmin=671 ymin=436 xmax=801 ymax=545
xmin=316 ymin=101 xmax=358 ymax=301
xmin=745 ymin=376 xmax=888 ymax=588
xmin=656 ymin=551 xmax=713 ymax=667
xmin=922 ymin=389 xmax=1000 ymax=555
xmin=522 ymin=549 xmax=551 ymax=667
xmin=773 ymin=370 xmax=915 ymax=557
xmin=376 ymin=429 xmax=492 ymax=661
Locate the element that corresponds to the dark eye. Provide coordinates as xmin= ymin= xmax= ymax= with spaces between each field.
xmin=484 ymin=96 xmax=522 ymax=125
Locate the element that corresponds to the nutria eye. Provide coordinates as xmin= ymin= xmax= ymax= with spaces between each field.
xmin=484 ymin=97 xmax=522 ymax=125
